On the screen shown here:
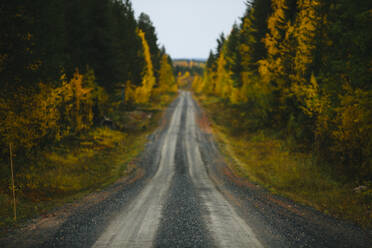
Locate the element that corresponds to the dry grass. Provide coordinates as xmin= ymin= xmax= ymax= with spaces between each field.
xmin=0 ymin=127 xmax=147 ymax=230
xmin=199 ymin=95 xmax=372 ymax=228
xmin=0 ymin=95 xmax=170 ymax=232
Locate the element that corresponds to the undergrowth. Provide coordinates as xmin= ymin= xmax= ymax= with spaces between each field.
xmin=0 ymin=94 xmax=175 ymax=232
xmin=197 ymin=94 xmax=372 ymax=228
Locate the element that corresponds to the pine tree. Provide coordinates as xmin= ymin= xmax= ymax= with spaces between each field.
xmin=292 ymin=0 xmax=321 ymax=82
xmin=250 ymin=0 xmax=273 ymax=62
xmin=225 ymin=24 xmax=242 ymax=86
xmin=206 ymin=50 xmax=217 ymax=72
xmin=259 ymin=0 xmax=289 ymax=84
xmin=110 ymin=0 xmax=143 ymax=87
xmin=239 ymin=6 xmax=257 ymax=73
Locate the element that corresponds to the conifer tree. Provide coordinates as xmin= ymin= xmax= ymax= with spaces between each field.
xmin=239 ymin=7 xmax=257 ymax=73
xmin=206 ymin=50 xmax=217 ymax=73
xmin=258 ymin=0 xmax=289 ymax=84
xmin=292 ymin=0 xmax=320 ymax=82
xmin=225 ymin=24 xmax=242 ymax=86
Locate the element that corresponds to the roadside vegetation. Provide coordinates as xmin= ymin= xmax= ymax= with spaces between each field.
xmin=173 ymin=59 xmax=205 ymax=89
xmin=173 ymin=59 xmax=205 ymax=76
xmin=193 ymin=0 xmax=372 ymax=228
xmin=198 ymin=96 xmax=371 ymax=228
xmin=0 ymin=0 xmax=177 ymax=231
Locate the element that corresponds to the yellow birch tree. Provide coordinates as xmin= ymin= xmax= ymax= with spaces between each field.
xmin=135 ymin=29 xmax=156 ymax=104
xmin=157 ymin=54 xmax=177 ymax=94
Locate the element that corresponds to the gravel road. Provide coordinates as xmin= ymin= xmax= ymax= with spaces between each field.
xmin=16 ymin=91 xmax=372 ymax=247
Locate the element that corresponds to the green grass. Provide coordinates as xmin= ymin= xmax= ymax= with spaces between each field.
xmin=197 ymin=94 xmax=372 ymax=228
xmin=0 ymin=94 xmax=173 ymax=232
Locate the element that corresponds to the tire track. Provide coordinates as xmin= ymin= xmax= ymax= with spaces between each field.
xmin=154 ymin=94 xmax=213 ymax=247
xmin=91 ymin=93 xmax=186 ymax=248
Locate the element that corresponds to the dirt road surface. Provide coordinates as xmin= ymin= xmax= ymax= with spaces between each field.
xmin=2 ymin=91 xmax=371 ymax=248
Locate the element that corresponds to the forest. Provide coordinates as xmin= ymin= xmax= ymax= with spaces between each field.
xmin=193 ymin=0 xmax=372 ymax=226
xmin=173 ymin=59 xmax=205 ymax=76
xmin=1 ymin=0 xmax=371 ymax=231
xmin=195 ymin=0 xmax=372 ymax=181
xmin=0 ymin=0 xmax=176 ymax=226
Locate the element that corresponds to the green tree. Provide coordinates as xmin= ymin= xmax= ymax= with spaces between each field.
xmin=224 ymin=24 xmax=242 ymax=86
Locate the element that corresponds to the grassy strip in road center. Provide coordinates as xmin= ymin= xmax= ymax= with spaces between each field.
xmin=196 ymin=94 xmax=372 ymax=229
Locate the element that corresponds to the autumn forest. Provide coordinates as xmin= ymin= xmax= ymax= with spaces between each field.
xmin=194 ymin=0 xmax=372 ymax=180
xmin=0 ymin=0 xmax=177 ymax=226
xmin=0 ymin=0 xmax=371 ymax=232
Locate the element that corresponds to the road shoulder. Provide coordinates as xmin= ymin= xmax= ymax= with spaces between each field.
xmin=191 ymin=93 xmax=372 ymax=248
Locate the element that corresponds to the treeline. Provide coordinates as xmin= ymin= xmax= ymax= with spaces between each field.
xmin=173 ymin=60 xmax=205 ymax=89
xmin=173 ymin=60 xmax=205 ymax=76
xmin=0 ymin=1 xmax=177 ymax=160
xmin=194 ymin=0 xmax=372 ymax=180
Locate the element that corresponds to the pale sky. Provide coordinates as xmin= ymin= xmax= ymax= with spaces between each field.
xmin=131 ymin=0 xmax=247 ymax=59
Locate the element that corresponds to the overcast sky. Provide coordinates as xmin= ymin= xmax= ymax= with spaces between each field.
xmin=131 ymin=0 xmax=247 ymax=59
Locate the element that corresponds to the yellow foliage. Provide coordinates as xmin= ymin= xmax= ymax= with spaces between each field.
xmin=0 ymin=87 xmax=58 ymax=148
xmin=138 ymin=29 xmax=154 ymax=77
xmin=292 ymin=73 xmax=330 ymax=138
xmin=192 ymin=75 xmax=203 ymax=93
xmin=0 ymin=71 xmax=98 ymax=150
xmin=193 ymin=70 xmax=212 ymax=95
xmin=230 ymin=87 xmax=241 ymax=104
xmin=293 ymin=74 xmax=328 ymax=117
xmin=157 ymin=54 xmax=177 ymax=95
xmin=258 ymin=59 xmax=271 ymax=83
xmin=293 ymin=0 xmax=320 ymax=79
xmin=60 ymin=70 xmax=94 ymax=133
xmin=201 ymin=69 xmax=216 ymax=95
xmin=260 ymin=0 xmax=289 ymax=83
xmin=181 ymin=71 xmax=190 ymax=79
xmin=260 ymin=0 xmax=321 ymax=113
xmin=332 ymin=85 xmax=372 ymax=163
xmin=177 ymin=71 xmax=192 ymax=88
xmin=213 ymin=49 xmax=234 ymax=99
xmin=134 ymin=29 xmax=156 ymax=104
xmin=27 ymin=60 xmax=42 ymax=71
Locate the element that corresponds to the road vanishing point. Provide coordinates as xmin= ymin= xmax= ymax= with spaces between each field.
xmin=38 ymin=91 xmax=371 ymax=248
